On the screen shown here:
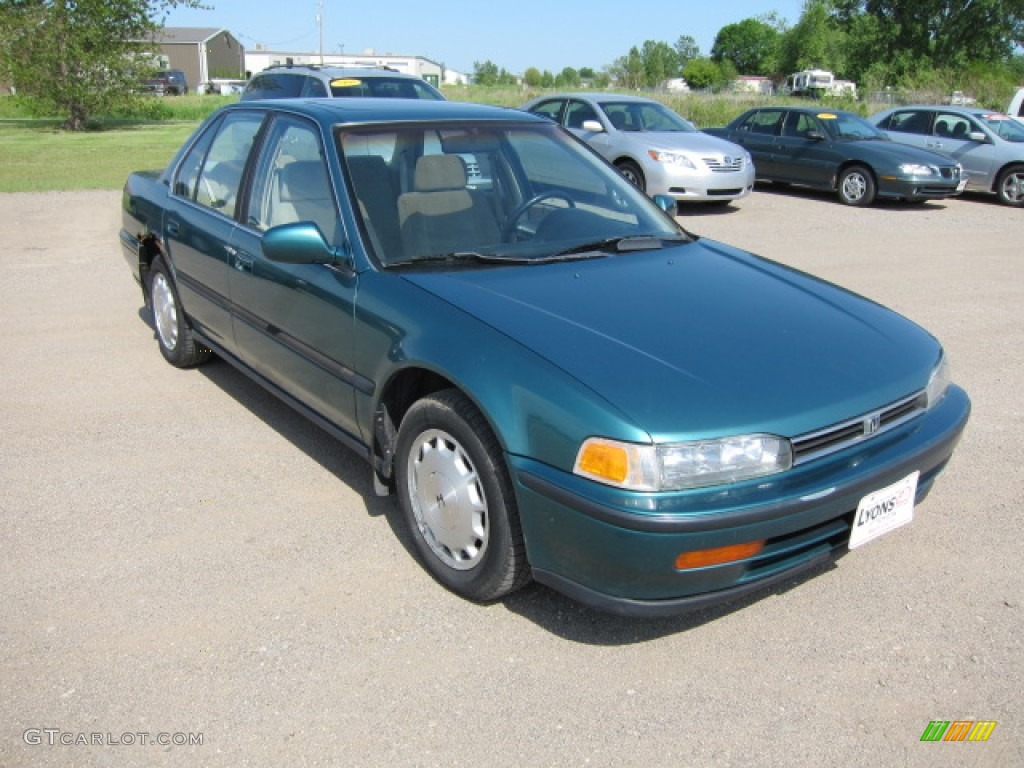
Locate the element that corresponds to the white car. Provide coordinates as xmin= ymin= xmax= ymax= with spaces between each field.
xmin=522 ymin=93 xmax=755 ymax=206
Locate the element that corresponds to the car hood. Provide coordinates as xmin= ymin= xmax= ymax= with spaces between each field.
xmin=402 ymin=239 xmax=939 ymax=441
xmin=624 ymin=130 xmax=744 ymax=156
xmin=842 ymin=138 xmax=954 ymax=166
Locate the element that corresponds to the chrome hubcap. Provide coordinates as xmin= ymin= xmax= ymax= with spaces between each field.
xmin=407 ymin=429 xmax=488 ymax=570
xmin=151 ymin=273 xmax=179 ymax=351
xmin=842 ymin=173 xmax=867 ymax=202
xmin=1001 ymin=172 xmax=1024 ymax=203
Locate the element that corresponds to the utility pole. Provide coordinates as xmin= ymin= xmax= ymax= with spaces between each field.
xmin=318 ymin=0 xmax=324 ymax=65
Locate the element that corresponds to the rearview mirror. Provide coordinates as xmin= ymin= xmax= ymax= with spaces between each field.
xmin=652 ymin=194 xmax=678 ymax=217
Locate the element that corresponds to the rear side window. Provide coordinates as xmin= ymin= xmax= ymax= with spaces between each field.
xmin=883 ymin=110 xmax=931 ymax=135
xmin=741 ymin=110 xmax=785 ymax=135
xmin=174 ymin=112 xmax=263 ymax=218
xmin=244 ymin=73 xmax=305 ymax=100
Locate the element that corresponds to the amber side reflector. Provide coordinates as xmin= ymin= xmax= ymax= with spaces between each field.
xmin=675 ymin=541 xmax=765 ymax=570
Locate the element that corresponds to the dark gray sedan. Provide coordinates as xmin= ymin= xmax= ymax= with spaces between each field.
xmin=869 ymin=106 xmax=1024 ymax=207
xmin=706 ymin=107 xmax=963 ymax=206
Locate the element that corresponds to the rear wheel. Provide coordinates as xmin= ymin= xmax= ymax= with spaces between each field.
xmin=995 ymin=164 xmax=1024 ymax=206
xmin=616 ymin=160 xmax=646 ymax=193
xmin=837 ymin=165 xmax=876 ymax=206
xmin=148 ymin=258 xmax=210 ymax=368
xmin=395 ymin=389 xmax=529 ymax=602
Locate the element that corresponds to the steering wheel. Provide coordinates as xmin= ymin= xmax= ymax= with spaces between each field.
xmin=502 ymin=191 xmax=575 ymax=240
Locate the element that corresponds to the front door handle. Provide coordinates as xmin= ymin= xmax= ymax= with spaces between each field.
xmin=227 ymin=247 xmax=253 ymax=273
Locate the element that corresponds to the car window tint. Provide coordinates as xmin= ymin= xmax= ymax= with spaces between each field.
xmin=328 ymin=77 xmax=442 ymax=100
xmin=247 ymin=73 xmax=304 ymax=99
xmin=883 ymin=110 xmax=931 ymax=135
xmin=565 ymin=100 xmax=600 ymax=129
xmin=784 ymin=112 xmax=821 ymax=137
xmin=301 ymin=77 xmax=328 ymax=97
xmin=529 ymin=100 xmax=564 ymax=122
xmin=741 ymin=110 xmax=784 ymax=135
xmin=247 ymin=116 xmax=338 ymax=237
xmin=173 ymin=118 xmax=219 ymax=200
xmin=194 ymin=113 xmax=263 ymax=218
xmin=932 ymin=112 xmax=973 ymax=139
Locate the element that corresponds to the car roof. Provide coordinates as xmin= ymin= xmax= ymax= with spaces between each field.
xmin=533 ymin=92 xmax=664 ymax=105
xmin=224 ymin=97 xmax=543 ymax=126
xmin=884 ymin=105 xmax=1010 ymax=118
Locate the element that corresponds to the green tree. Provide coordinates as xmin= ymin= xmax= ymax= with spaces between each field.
xmin=779 ymin=0 xmax=848 ymax=75
xmin=611 ymin=46 xmax=645 ymax=89
xmin=711 ymin=18 xmax=781 ymax=74
xmin=556 ymin=66 xmax=581 ymax=87
xmin=684 ymin=57 xmax=724 ymax=91
xmin=674 ymin=35 xmax=700 ymax=68
xmin=641 ymin=40 xmax=680 ymax=85
xmin=472 ymin=60 xmax=516 ymax=86
xmin=0 ymin=0 xmax=203 ymax=130
xmin=523 ymin=67 xmax=542 ymax=87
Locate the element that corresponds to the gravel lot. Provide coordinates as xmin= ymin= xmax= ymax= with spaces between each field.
xmin=1 ymin=187 xmax=1021 ymax=767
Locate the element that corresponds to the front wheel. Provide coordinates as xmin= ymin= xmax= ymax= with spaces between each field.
xmin=148 ymin=257 xmax=210 ymax=368
xmin=395 ymin=390 xmax=529 ymax=602
xmin=837 ymin=165 xmax=876 ymax=207
xmin=616 ymin=160 xmax=646 ymax=193
xmin=995 ymin=164 xmax=1024 ymax=206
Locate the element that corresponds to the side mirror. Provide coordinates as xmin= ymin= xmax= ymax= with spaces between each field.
xmin=581 ymin=119 xmax=605 ymax=133
xmin=263 ymin=221 xmax=341 ymax=265
xmin=805 ymin=130 xmax=826 ymax=141
xmin=652 ymin=194 xmax=678 ymax=217
xmin=967 ymin=131 xmax=987 ymax=143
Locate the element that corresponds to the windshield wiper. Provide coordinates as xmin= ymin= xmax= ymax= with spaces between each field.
xmin=549 ymin=234 xmax=684 ymax=260
xmin=386 ymin=251 xmax=531 ymax=268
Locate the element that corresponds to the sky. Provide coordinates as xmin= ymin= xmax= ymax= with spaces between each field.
xmin=162 ymin=0 xmax=808 ymax=76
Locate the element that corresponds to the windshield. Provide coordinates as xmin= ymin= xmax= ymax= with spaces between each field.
xmin=819 ymin=112 xmax=888 ymax=140
xmin=978 ymin=113 xmax=1024 ymax=142
xmin=328 ymin=76 xmax=443 ymax=100
xmin=598 ymin=101 xmax=697 ymax=133
xmin=338 ymin=121 xmax=686 ymax=267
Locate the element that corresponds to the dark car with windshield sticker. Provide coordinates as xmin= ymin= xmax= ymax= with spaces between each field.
xmin=118 ymin=98 xmax=969 ymax=616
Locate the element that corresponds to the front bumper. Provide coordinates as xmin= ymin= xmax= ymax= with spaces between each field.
xmin=645 ymin=162 xmax=756 ymax=203
xmin=511 ymin=385 xmax=970 ymax=617
xmin=877 ymin=175 xmax=961 ymax=201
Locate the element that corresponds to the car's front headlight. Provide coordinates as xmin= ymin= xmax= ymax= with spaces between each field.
xmin=925 ymin=353 xmax=952 ymax=408
xmin=899 ymin=163 xmax=938 ymax=176
xmin=574 ymin=434 xmax=793 ymax=491
xmin=648 ymin=149 xmax=697 ymax=169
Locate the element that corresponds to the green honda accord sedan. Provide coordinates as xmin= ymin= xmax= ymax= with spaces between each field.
xmin=119 ymin=98 xmax=970 ymax=616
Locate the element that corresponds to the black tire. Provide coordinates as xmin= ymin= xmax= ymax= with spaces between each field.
xmin=616 ymin=160 xmax=646 ymax=193
xmin=147 ymin=257 xmax=210 ymax=368
xmin=394 ymin=389 xmax=530 ymax=602
xmin=995 ymin=164 xmax=1024 ymax=207
xmin=837 ymin=165 xmax=876 ymax=207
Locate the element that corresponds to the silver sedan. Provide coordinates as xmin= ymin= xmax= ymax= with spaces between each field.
xmin=869 ymin=106 xmax=1024 ymax=206
xmin=522 ymin=93 xmax=755 ymax=206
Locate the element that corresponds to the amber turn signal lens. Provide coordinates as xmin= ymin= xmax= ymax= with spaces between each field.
xmin=675 ymin=541 xmax=765 ymax=570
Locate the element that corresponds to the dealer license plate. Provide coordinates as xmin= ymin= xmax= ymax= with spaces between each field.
xmin=849 ymin=471 xmax=919 ymax=550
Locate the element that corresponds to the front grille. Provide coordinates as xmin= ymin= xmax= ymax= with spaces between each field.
xmin=704 ymin=156 xmax=744 ymax=173
xmin=792 ymin=390 xmax=927 ymax=465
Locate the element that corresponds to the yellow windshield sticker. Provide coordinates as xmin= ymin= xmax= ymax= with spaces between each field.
xmin=331 ymin=78 xmax=363 ymax=87
xmin=817 ymin=113 xmax=837 ymax=119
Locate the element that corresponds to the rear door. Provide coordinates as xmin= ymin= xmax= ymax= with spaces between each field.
xmin=164 ymin=111 xmax=265 ymax=351
xmin=729 ymin=109 xmax=785 ymax=179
